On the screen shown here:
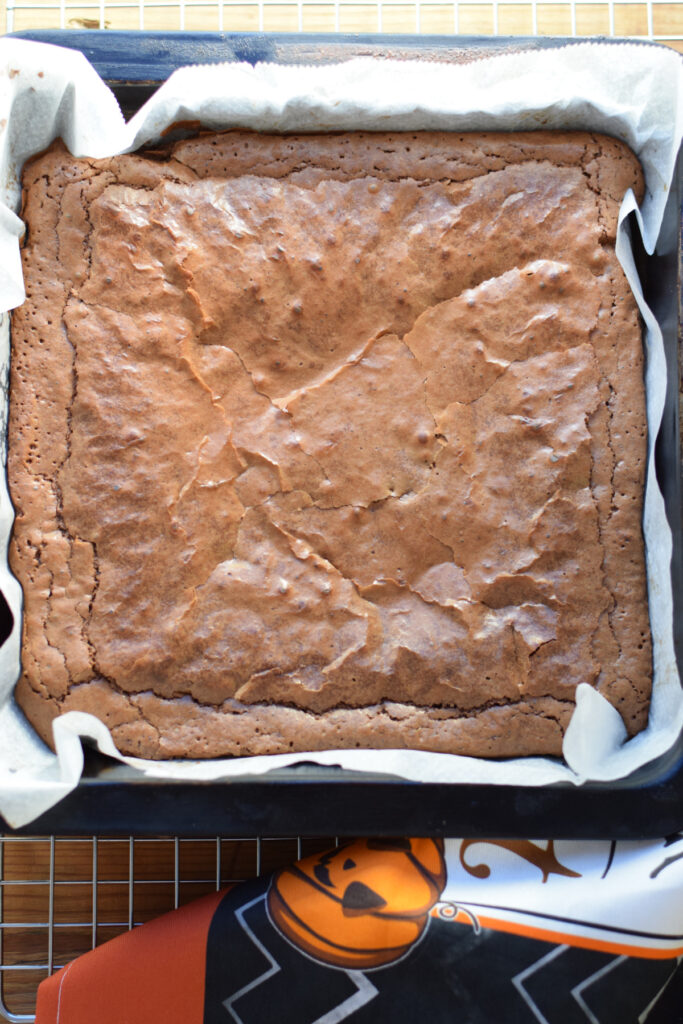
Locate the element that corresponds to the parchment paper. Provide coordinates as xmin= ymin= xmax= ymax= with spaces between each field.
xmin=0 ymin=38 xmax=681 ymax=827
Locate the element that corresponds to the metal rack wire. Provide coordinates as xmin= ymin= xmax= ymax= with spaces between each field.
xmin=2 ymin=0 xmax=683 ymax=50
xmin=0 ymin=834 xmax=338 ymax=1021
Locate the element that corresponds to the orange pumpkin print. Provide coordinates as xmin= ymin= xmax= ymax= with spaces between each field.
xmin=267 ymin=837 xmax=446 ymax=969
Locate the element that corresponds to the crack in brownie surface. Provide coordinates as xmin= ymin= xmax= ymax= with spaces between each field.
xmin=9 ymin=131 xmax=652 ymax=758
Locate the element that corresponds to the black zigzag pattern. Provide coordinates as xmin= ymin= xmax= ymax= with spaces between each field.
xmin=203 ymin=883 xmax=681 ymax=1024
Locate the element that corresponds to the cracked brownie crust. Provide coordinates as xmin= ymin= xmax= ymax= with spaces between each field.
xmin=9 ymin=130 xmax=651 ymax=759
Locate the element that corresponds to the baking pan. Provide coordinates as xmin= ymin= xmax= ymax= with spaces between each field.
xmin=1 ymin=31 xmax=681 ymax=837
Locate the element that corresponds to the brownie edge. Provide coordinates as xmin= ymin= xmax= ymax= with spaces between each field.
xmin=8 ymin=130 xmax=651 ymax=759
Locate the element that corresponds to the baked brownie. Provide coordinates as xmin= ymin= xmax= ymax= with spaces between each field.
xmin=8 ymin=131 xmax=651 ymax=758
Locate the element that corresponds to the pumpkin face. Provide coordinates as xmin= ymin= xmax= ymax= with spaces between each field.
xmin=267 ymin=838 xmax=446 ymax=969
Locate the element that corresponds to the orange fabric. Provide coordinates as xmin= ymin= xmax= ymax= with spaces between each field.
xmin=36 ymin=889 xmax=227 ymax=1024
xmin=472 ymin=914 xmax=683 ymax=960
xmin=268 ymin=838 xmax=447 ymax=969
xmin=441 ymin=908 xmax=683 ymax=961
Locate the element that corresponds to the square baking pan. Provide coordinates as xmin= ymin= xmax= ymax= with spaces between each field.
xmin=1 ymin=30 xmax=682 ymax=838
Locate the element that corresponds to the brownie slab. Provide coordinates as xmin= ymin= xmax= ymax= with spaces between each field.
xmin=8 ymin=131 xmax=651 ymax=759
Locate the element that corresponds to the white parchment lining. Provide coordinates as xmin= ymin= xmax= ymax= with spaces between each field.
xmin=0 ymin=39 xmax=681 ymax=827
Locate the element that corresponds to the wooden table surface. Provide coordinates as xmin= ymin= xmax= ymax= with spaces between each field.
xmin=1 ymin=1 xmax=683 ymax=52
xmin=0 ymin=835 xmax=336 ymax=1017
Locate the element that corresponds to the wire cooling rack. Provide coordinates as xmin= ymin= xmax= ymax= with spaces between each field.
xmin=2 ymin=0 xmax=683 ymax=49
xmin=0 ymin=834 xmax=338 ymax=1021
